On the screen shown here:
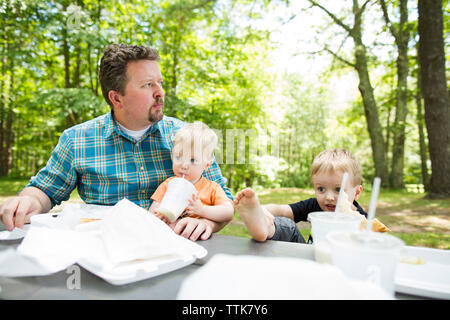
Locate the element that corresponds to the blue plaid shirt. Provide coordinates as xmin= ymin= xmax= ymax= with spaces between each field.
xmin=27 ymin=112 xmax=233 ymax=209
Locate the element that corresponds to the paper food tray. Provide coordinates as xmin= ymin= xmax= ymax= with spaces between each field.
xmin=395 ymin=246 xmax=450 ymax=299
xmin=30 ymin=208 xmax=208 ymax=286
xmin=30 ymin=208 xmax=111 ymax=228
xmin=30 ymin=213 xmax=59 ymax=228
xmin=78 ymin=243 xmax=207 ymax=286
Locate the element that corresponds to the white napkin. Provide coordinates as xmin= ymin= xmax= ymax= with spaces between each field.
xmin=0 ymin=248 xmax=62 ymax=277
xmin=0 ymin=198 xmax=206 ymax=279
xmin=0 ymin=225 xmax=30 ymax=240
xmin=0 ymin=226 xmax=95 ymax=276
xmin=177 ymin=254 xmax=393 ymax=300
xmin=97 ymin=198 xmax=188 ymax=265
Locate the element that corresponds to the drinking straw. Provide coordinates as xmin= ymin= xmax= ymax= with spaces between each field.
xmin=366 ymin=177 xmax=381 ymax=232
xmin=335 ymin=172 xmax=348 ymax=213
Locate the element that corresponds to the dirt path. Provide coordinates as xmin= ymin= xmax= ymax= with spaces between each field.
xmin=375 ymin=203 xmax=450 ymax=234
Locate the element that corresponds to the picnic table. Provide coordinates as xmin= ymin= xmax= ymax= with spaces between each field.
xmin=0 ymin=231 xmax=430 ymax=300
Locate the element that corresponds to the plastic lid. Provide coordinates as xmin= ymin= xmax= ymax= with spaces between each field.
xmin=307 ymin=211 xmax=363 ymax=222
xmin=327 ymin=230 xmax=404 ymax=250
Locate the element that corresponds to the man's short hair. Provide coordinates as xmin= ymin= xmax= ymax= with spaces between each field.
xmin=310 ymin=148 xmax=362 ymax=186
xmin=173 ymin=122 xmax=218 ymax=162
xmin=99 ymin=44 xmax=160 ymax=107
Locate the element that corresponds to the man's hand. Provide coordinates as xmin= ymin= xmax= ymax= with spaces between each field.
xmin=0 ymin=187 xmax=51 ymax=231
xmin=0 ymin=196 xmax=42 ymax=231
xmin=171 ymin=217 xmax=215 ymax=241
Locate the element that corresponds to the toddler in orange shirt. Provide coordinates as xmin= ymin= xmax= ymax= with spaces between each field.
xmin=149 ymin=121 xmax=234 ymax=224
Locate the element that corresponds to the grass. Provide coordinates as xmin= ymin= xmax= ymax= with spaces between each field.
xmin=0 ymin=177 xmax=30 ymax=196
xmin=391 ymin=232 xmax=450 ymax=250
xmin=1 ymin=177 xmax=449 ymax=249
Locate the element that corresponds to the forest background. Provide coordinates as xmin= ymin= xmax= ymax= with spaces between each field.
xmin=0 ymin=0 xmax=449 ymax=248
xmin=0 ymin=1 xmax=448 ymax=201
xmin=0 ymin=0 xmax=448 ymax=194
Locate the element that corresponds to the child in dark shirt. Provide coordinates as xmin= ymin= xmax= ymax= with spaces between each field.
xmin=233 ymin=148 xmax=389 ymax=244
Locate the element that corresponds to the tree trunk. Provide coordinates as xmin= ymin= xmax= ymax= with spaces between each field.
xmin=287 ymin=128 xmax=292 ymax=173
xmin=418 ymin=0 xmax=450 ymax=198
xmin=94 ymin=1 xmax=101 ymax=96
xmin=385 ymin=104 xmax=391 ymax=161
xmin=415 ymin=72 xmax=430 ymax=191
xmin=382 ymin=0 xmax=410 ymax=188
xmin=88 ymin=42 xmax=95 ymax=94
xmin=0 ymin=14 xmax=6 ymax=177
xmin=351 ymin=2 xmax=389 ymax=183
xmin=62 ymin=27 xmax=70 ymax=89
xmin=0 ymin=17 xmax=14 ymax=177
xmin=73 ymin=40 xmax=81 ymax=88
xmin=308 ymin=0 xmax=389 ymax=183
xmin=4 ymin=59 xmax=14 ymax=176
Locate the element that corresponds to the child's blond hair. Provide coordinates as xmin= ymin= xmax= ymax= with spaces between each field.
xmin=173 ymin=121 xmax=218 ymax=161
xmin=310 ymin=149 xmax=362 ymax=187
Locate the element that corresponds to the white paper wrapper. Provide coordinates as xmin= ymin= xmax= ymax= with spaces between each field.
xmin=177 ymin=254 xmax=393 ymax=300
xmin=0 ymin=199 xmax=207 ymax=283
xmin=0 ymin=226 xmax=30 ymax=240
xmin=99 ymin=199 xmax=187 ymax=264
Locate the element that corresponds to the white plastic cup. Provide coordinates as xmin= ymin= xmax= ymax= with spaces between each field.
xmin=308 ymin=211 xmax=363 ymax=263
xmin=157 ymin=178 xmax=197 ymax=223
xmin=327 ymin=230 xmax=405 ymax=296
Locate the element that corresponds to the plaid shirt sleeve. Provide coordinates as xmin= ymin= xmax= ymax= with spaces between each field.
xmin=27 ymin=129 xmax=78 ymax=207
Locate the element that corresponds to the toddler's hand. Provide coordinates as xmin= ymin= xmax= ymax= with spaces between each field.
xmin=186 ymin=194 xmax=204 ymax=216
xmin=155 ymin=211 xmax=171 ymax=224
xmin=150 ymin=207 xmax=171 ymax=225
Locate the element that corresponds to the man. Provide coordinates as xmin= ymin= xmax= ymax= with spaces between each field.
xmin=0 ymin=44 xmax=233 ymax=241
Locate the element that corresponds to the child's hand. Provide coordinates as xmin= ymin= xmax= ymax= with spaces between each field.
xmin=154 ymin=211 xmax=171 ymax=224
xmin=186 ymin=194 xmax=204 ymax=216
xmin=149 ymin=205 xmax=171 ymax=225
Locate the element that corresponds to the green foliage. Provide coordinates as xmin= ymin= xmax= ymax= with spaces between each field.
xmin=34 ymin=88 xmax=109 ymax=129
xmin=273 ymin=73 xmax=331 ymax=188
xmin=0 ymin=177 xmax=30 ymax=196
xmin=0 ymin=0 xmax=443 ymax=192
xmin=1 ymin=0 xmax=273 ymax=184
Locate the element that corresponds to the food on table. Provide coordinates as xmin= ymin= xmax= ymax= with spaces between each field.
xmin=336 ymin=190 xmax=390 ymax=232
xmin=399 ymin=256 xmax=426 ymax=265
xmin=79 ymin=218 xmax=102 ymax=224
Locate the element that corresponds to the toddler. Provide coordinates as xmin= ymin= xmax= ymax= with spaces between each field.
xmin=150 ymin=122 xmax=234 ymax=224
xmin=234 ymin=148 xmax=389 ymax=243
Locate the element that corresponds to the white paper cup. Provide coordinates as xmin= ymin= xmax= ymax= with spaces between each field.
xmin=157 ymin=178 xmax=197 ymax=223
xmin=313 ymin=240 xmax=333 ymax=264
xmin=308 ymin=211 xmax=363 ymax=264
xmin=327 ymin=230 xmax=405 ymax=296
xmin=308 ymin=211 xmax=363 ymax=244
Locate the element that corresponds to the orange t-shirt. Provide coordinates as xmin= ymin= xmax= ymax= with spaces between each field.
xmin=151 ymin=176 xmax=230 ymax=219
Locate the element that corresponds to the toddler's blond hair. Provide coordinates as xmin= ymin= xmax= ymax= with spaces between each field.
xmin=173 ymin=121 xmax=218 ymax=161
xmin=310 ymin=148 xmax=362 ymax=187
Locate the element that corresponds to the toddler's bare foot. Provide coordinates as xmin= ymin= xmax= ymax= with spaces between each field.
xmin=234 ymin=188 xmax=274 ymax=241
